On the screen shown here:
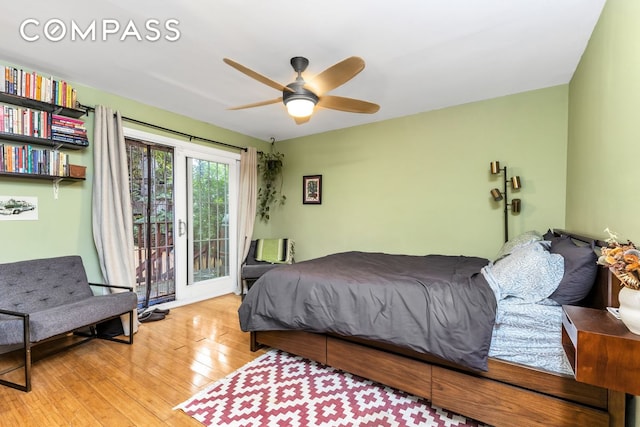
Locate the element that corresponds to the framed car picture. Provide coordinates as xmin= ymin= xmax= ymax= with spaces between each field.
xmin=303 ymin=175 xmax=322 ymax=204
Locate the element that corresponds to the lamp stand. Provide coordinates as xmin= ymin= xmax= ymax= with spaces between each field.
xmin=501 ymin=166 xmax=509 ymax=243
xmin=489 ymin=161 xmax=522 ymax=243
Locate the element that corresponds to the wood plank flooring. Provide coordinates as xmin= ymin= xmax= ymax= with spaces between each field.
xmin=0 ymin=294 xmax=266 ymax=426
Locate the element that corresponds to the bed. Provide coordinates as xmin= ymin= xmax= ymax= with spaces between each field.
xmin=238 ymin=230 xmax=626 ymax=427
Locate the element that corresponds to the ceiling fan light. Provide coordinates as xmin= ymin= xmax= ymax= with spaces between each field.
xmin=285 ymin=98 xmax=315 ymax=117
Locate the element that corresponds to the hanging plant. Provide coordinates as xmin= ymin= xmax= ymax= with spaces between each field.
xmin=257 ymin=150 xmax=286 ymax=222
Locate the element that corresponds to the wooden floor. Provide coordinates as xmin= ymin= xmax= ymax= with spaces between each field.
xmin=0 ymin=294 xmax=267 ymax=426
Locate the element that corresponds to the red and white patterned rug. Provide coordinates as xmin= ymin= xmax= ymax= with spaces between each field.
xmin=175 ymin=349 xmax=491 ymax=427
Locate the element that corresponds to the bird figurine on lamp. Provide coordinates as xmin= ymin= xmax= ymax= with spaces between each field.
xmin=489 ymin=161 xmax=522 ymax=242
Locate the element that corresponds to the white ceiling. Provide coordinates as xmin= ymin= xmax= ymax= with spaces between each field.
xmin=0 ymin=0 xmax=606 ymax=142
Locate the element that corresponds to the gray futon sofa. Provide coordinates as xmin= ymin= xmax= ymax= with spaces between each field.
xmin=0 ymin=255 xmax=137 ymax=392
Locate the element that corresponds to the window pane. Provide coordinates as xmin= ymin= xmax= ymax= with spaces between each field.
xmin=191 ymin=159 xmax=229 ymax=283
xmin=127 ymin=139 xmax=175 ymax=307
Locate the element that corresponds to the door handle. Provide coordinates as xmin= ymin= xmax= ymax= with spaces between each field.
xmin=178 ymin=219 xmax=186 ymax=237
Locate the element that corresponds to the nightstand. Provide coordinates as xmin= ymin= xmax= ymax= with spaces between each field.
xmin=562 ymin=305 xmax=640 ymax=396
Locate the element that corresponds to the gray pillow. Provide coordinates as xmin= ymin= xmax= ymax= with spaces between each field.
xmin=543 ymin=229 xmax=562 ymax=244
xmin=548 ymin=236 xmax=598 ymax=305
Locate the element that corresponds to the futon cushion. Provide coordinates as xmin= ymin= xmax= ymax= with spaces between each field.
xmin=244 ymin=240 xmax=262 ymax=266
xmin=241 ymin=263 xmax=282 ymax=280
xmin=0 ymin=256 xmax=93 ymax=313
xmin=0 ymin=292 xmax=137 ymax=345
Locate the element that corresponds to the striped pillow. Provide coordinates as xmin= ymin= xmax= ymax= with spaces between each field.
xmin=255 ymin=238 xmax=291 ymax=263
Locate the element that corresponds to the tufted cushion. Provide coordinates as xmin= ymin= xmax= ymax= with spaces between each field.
xmin=0 ymin=255 xmax=138 ymax=345
xmin=0 ymin=256 xmax=93 ymax=313
xmin=0 ymin=292 xmax=138 ymax=345
xmin=244 ymin=241 xmax=262 ymax=266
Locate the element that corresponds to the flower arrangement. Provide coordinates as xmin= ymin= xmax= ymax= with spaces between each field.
xmin=598 ymin=228 xmax=640 ymax=290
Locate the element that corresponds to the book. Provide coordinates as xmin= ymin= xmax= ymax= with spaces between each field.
xmin=25 ymin=72 xmax=30 ymax=99
xmin=1 ymin=64 xmax=82 ymax=112
xmin=35 ymin=75 xmax=42 ymax=101
xmin=51 ymin=114 xmax=84 ymax=124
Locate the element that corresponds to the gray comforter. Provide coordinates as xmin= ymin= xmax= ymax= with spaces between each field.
xmin=238 ymin=251 xmax=497 ymax=371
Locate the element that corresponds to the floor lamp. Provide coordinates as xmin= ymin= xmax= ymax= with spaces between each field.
xmin=489 ymin=161 xmax=522 ymax=243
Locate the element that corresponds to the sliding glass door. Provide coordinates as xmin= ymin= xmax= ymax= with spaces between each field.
xmin=126 ymin=139 xmax=176 ymax=308
xmin=174 ymin=150 xmax=238 ymax=302
xmin=125 ymin=128 xmax=239 ymax=307
xmin=188 ymin=157 xmax=230 ymax=282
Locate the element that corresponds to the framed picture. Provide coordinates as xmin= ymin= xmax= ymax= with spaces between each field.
xmin=303 ymin=175 xmax=322 ymax=204
xmin=0 ymin=196 xmax=38 ymax=221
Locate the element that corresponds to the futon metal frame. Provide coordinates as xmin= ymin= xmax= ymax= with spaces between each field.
xmin=0 ymin=283 xmax=135 ymax=392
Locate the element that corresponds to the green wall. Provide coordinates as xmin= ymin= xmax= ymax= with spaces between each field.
xmin=266 ymin=85 xmax=569 ymax=261
xmin=567 ymin=0 xmax=640 ymax=245
xmin=0 ymin=72 xmax=267 ymax=282
xmin=567 ymin=0 xmax=640 ymax=415
xmin=566 ymin=0 xmax=640 ymax=417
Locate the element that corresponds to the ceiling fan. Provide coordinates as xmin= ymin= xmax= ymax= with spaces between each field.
xmin=223 ymin=56 xmax=380 ymax=124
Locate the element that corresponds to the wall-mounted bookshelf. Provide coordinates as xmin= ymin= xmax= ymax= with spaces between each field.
xmin=0 ymin=64 xmax=89 ymax=185
xmin=0 ymin=92 xmax=86 ymax=119
xmin=0 ymin=171 xmax=84 ymax=182
xmin=0 ymin=131 xmax=86 ymax=151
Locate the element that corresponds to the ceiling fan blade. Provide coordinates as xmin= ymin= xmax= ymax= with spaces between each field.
xmin=227 ymin=97 xmax=282 ymax=110
xmin=294 ymin=116 xmax=311 ymax=125
xmin=306 ymin=56 xmax=365 ymax=95
xmin=317 ymin=95 xmax=380 ymax=114
xmin=223 ymin=58 xmax=293 ymax=93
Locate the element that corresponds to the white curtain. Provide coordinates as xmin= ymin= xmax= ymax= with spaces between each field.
xmin=236 ymin=147 xmax=258 ymax=294
xmin=92 ymin=105 xmax=139 ymax=335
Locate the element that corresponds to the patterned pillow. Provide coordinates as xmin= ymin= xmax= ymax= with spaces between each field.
xmin=494 ymin=230 xmax=543 ymax=261
xmin=491 ymin=242 xmax=564 ymax=303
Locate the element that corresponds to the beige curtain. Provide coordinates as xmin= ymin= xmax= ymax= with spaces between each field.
xmin=236 ymin=147 xmax=258 ymax=294
xmin=92 ymin=105 xmax=139 ymax=335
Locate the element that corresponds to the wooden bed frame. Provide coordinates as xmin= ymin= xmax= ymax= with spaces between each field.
xmin=248 ymin=230 xmax=627 ymax=427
